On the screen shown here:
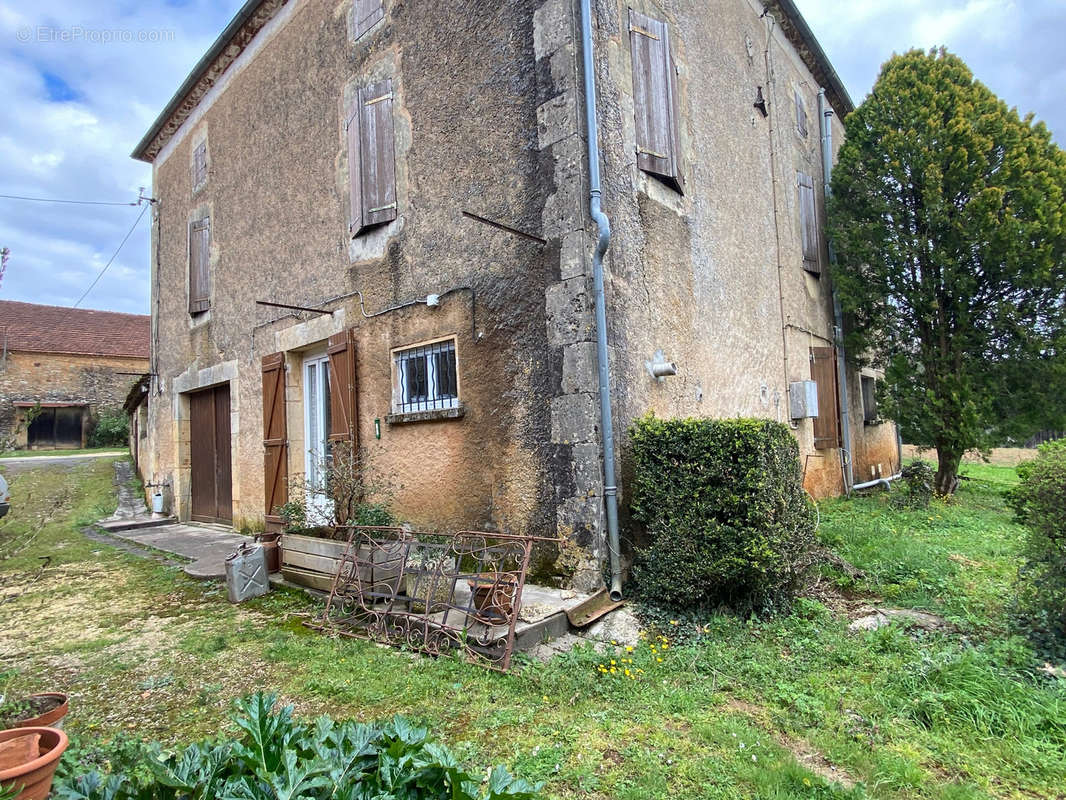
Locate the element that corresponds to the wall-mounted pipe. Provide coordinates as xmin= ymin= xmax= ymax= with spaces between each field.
xmin=580 ymin=0 xmax=622 ymax=602
xmin=818 ymin=88 xmax=853 ymax=494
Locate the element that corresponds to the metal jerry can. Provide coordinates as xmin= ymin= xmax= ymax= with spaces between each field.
xmin=225 ymin=542 xmax=269 ymax=603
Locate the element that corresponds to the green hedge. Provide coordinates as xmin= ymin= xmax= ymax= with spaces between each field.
xmin=1007 ymin=439 xmax=1066 ymax=649
xmin=629 ymin=416 xmax=817 ymax=614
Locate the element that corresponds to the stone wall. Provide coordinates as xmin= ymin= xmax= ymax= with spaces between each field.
xmin=0 ymin=351 xmax=147 ymax=448
xmin=146 ymin=0 xmax=571 ymax=567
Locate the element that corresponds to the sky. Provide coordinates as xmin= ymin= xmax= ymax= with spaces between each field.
xmin=0 ymin=0 xmax=1063 ymax=316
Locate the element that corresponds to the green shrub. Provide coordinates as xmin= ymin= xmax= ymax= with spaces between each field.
xmin=1007 ymin=439 xmax=1066 ymax=649
xmin=54 ymin=692 xmax=540 ymax=800
xmin=88 ymin=408 xmax=129 ymax=448
xmin=893 ymin=459 xmax=935 ymax=508
xmin=628 ymin=415 xmax=817 ymax=614
xmin=350 ymin=501 xmax=395 ymax=527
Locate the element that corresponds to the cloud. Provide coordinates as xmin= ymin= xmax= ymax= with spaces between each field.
xmin=0 ymin=0 xmax=238 ymax=313
xmin=794 ymin=0 xmax=1065 ymax=141
xmin=1 ymin=1 xmax=1062 ymax=315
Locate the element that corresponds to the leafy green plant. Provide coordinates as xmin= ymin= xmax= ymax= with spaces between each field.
xmin=892 ymin=460 xmax=935 ymax=509
xmin=628 ymin=416 xmax=817 ymax=614
xmin=88 ymin=409 xmax=129 ymax=448
xmin=53 ymin=692 xmax=540 ymax=800
xmin=274 ymin=499 xmax=308 ymax=533
xmin=1006 ymin=439 xmax=1066 ymax=652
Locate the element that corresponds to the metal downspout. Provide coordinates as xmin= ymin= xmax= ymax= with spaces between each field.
xmin=818 ymin=89 xmax=853 ymax=494
xmin=580 ymin=0 xmax=622 ymax=602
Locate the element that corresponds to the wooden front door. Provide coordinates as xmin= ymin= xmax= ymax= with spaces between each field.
xmin=190 ymin=385 xmax=232 ymax=524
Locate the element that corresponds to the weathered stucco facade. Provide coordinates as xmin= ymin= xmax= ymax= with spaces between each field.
xmin=137 ymin=0 xmax=898 ymax=589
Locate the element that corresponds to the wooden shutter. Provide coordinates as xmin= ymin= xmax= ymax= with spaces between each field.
xmin=262 ymin=353 xmax=288 ymax=528
xmin=811 ymin=347 xmax=841 ymax=449
xmin=353 ymin=0 xmax=384 ymax=40
xmin=348 ymin=79 xmax=397 ymax=237
xmin=327 ymin=330 xmax=357 ymax=445
xmin=795 ymin=89 xmax=808 ymax=138
xmin=797 ymin=172 xmax=820 ymax=274
xmin=188 ymin=218 xmax=210 ymax=313
xmin=629 ymin=9 xmax=683 ymax=193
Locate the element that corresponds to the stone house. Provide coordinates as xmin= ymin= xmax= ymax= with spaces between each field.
xmin=0 ymin=300 xmax=149 ymax=450
xmin=133 ymin=0 xmax=899 ymax=589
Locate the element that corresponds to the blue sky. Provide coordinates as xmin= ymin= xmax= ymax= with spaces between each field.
xmin=0 ymin=0 xmax=1062 ymax=315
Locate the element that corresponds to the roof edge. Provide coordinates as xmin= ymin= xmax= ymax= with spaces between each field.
xmin=131 ymin=0 xmax=272 ymax=163
xmin=770 ymin=0 xmax=854 ymax=116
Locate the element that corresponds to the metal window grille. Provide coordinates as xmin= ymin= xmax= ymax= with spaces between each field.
xmin=395 ymin=340 xmax=458 ymax=413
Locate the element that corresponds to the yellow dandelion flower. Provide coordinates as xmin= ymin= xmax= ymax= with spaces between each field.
xmin=610 ymin=667 xmax=616 ymax=673
xmin=610 ymin=659 xmax=616 ymax=665
xmin=624 ymin=668 xmax=631 ymax=676
xmin=662 ymin=644 xmax=669 ymax=650
xmin=669 ymin=620 xmax=679 ymax=625
xmin=625 ymin=645 xmax=634 ymax=652
xmin=657 ymin=657 xmax=663 ymax=662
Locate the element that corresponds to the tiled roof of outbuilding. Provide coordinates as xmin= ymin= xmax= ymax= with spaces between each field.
xmin=0 ymin=300 xmax=150 ymax=358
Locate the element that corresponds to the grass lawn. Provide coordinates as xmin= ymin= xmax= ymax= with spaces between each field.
xmin=0 ymin=446 xmax=128 ymax=459
xmin=1 ymin=457 xmax=1064 ymax=799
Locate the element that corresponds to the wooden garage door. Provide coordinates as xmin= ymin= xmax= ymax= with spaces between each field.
xmin=190 ymin=385 xmax=232 ymax=524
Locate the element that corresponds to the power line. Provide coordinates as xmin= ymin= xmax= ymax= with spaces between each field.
xmin=73 ymin=203 xmax=150 ymax=309
xmin=0 ymin=192 xmax=138 ymax=207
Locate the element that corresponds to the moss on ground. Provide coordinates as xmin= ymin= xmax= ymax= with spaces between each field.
xmin=1 ymin=457 xmax=1063 ymax=799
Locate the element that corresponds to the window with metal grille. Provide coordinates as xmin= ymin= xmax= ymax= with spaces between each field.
xmin=393 ymin=339 xmax=458 ymax=413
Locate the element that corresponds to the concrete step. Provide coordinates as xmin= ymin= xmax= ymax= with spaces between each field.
xmin=97 ymin=515 xmax=177 ymax=533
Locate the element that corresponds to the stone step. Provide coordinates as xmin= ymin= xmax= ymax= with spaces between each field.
xmin=97 ymin=515 xmax=177 ymax=533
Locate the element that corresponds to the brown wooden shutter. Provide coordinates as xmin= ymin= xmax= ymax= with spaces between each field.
xmin=795 ymin=89 xmax=808 ymax=138
xmin=811 ymin=347 xmax=841 ymax=449
xmin=629 ymin=9 xmax=683 ymax=193
xmin=262 ymin=353 xmax=288 ymax=528
xmin=797 ymin=172 xmax=820 ymax=274
xmin=188 ymin=218 xmax=210 ymax=313
xmin=327 ymin=330 xmax=357 ymax=445
xmin=352 ymin=0 xmax=384 ymax=40
xmin=348 ymin=80 xmax=397 ymax=237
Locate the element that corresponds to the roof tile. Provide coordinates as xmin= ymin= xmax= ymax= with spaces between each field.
xmin=0 ymin=300 xmax=149 ymax=358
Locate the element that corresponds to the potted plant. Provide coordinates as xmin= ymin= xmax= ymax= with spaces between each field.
xmin=403 ymin=549 xmax=455 ymax=613
xmin=0 ymin=675 xmax=68 ymax=730
xmin=0 ymin=726 xmax=68 ymax=800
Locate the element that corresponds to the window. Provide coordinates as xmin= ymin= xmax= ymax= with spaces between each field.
xmin=795 ymin=89 xmax=808 ymax=138
xmin=192 ymin=141 xmax=208 ymax=191
xmin=347 ymin=78 xmax=397 ymax=237
xmin=303 ymin=352 xmax=334 ymax=524
xmin=861 ymin=375 xmax=878 ymax=424
xmin=629 ymin=9 xmax=683 ymax=193
xmin=393 ymin=339 xmax=458 ymax=413
xmin=810 ymin=347 xmax=840 ymax=450
xmin=188 ymin=217 xmax=210 ymax=314
xmin=352 ymin=0 xmax=384 ymax=40
xmin=797 ymin=171 xmax=820 ymax=274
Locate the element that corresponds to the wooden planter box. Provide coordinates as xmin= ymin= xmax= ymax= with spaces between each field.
xmin=280 ymin=532 xmax=407 ymax=595
xmin=280 ymin=533 xmax=348 ymax=592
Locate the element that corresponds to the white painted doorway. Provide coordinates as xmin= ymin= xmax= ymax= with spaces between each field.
xmin=303 ymin=352 xmax=334 ymax=525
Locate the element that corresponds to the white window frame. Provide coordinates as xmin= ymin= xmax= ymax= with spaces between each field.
xmin=302 ymin=351 xmax=333 ymax=525
xmin=391 ymin=337 xmax=459 ymax=413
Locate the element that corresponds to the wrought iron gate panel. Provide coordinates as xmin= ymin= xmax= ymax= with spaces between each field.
xmin=311 ymin=526 xmax=547 ymax=671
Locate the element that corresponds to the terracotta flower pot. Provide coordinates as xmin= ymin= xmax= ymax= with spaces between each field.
xmin=467 ymin=573 xmax=519 ymax=624
xmin=15 ymin=694 xmax=68 ymax=729
xmin=0 ymin=727 xmax=68 ymax=800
